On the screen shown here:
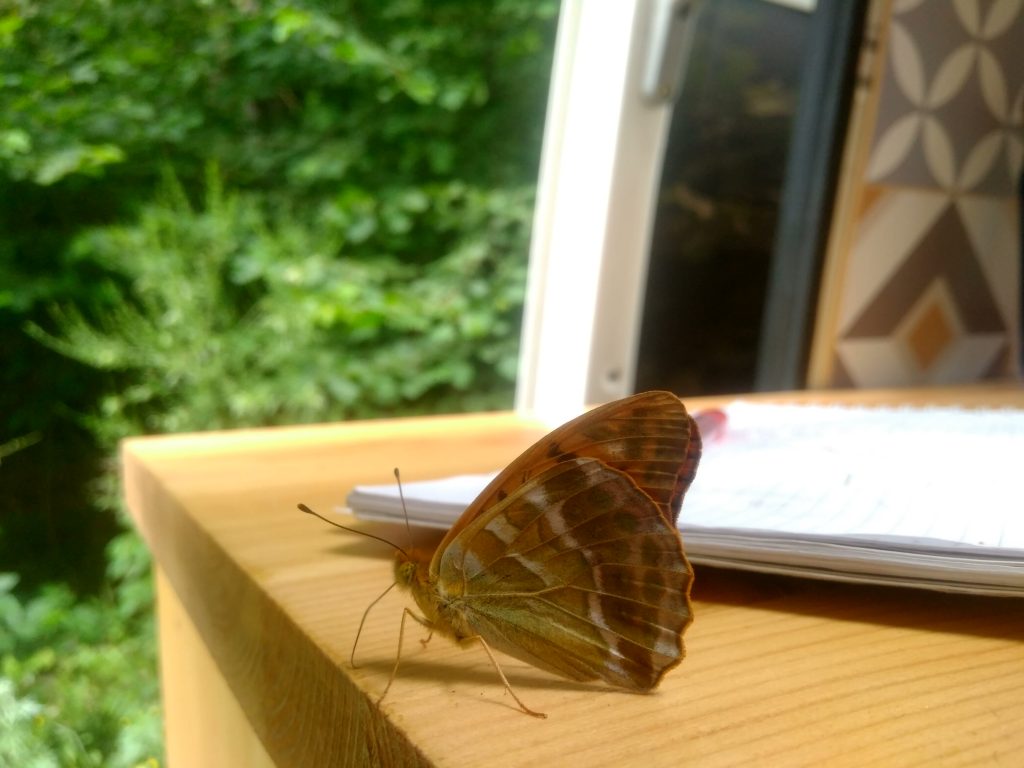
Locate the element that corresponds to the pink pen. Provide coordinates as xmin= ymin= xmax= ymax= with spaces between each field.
xmin=693 ymin=408 xmax=728 ymax=442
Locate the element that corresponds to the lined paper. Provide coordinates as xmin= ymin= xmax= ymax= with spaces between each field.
xmin=345 ymin=403 xmax=1024 ymax=596
xmin=686 ymin=403 xmax=1023 ymax=550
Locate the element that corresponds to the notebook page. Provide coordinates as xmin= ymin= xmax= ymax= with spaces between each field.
xmin=346 ymin=403 xmax=1024 ymax=554
xmin=683 ymin=403 xmax=1024 ymax=552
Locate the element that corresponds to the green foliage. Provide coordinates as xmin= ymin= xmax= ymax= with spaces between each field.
xmin=0 ymin=432 xmax=41 ymax=463
xmin=0 ymin=677 xmax=57 ymax=768
xmin=0 ymin=533 xmax=161 ymax=767
xmin=1 ymin=2 xmax=558 ymax=765
xmin=0 ymin=0 xmax=557 ymax=314
xmin=30 ymin=165 xmax=532 ymax=443
xmin=0 ymin=0 xmax=555 ymax=190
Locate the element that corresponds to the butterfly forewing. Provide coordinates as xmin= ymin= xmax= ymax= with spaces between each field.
xmin=431 ymin=391 xmax=701 ymax=566
xmin=432 ymin=458 xmax=692 ymax=690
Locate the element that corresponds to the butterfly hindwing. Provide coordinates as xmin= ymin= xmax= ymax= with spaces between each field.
xmin=433 ymin=457 xmax=693 ymax=690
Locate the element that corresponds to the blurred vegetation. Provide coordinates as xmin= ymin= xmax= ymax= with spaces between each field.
xmin=0 ymin=0 xmax=558 ymax=763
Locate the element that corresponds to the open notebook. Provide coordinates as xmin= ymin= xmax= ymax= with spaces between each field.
xmin=345 ymin=402 xmax=1024 ymax=597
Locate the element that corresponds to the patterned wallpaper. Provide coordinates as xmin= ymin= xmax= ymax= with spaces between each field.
xmin=808 ymin=0 xmax=1022 ymax=388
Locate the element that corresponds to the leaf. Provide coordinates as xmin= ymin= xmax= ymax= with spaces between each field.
xmin=33 ymin=144 xmax=125 ymax=185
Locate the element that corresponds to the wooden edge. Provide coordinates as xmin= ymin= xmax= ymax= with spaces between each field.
xmin=122 ymin=445 xmax=433 ymax=767
xmin=156 ymin=567 xmax=276 ymax=768
xmin=119 ymin=383 xmax=1023 ymax=766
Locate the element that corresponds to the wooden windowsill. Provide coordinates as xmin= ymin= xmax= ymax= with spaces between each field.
xmin=122 ymin=384 xmax=1024 ymax=767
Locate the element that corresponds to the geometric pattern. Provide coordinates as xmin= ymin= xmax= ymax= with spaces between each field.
xmin=867 ymin=0 xmax=1024 ymax=195
xmin=816 ymin=0 xmax=1023 ymax=388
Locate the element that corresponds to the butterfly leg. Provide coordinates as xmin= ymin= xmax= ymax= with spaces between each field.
xmin=379 ymin=607 xmax=433 ymax=707
xmin=351 ymin=581 xmax=397 ymax=669
xmin=462 ymin=635 xmax=547 ymax=719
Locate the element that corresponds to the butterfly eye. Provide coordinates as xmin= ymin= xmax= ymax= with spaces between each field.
xmin=394 ymin=558 xmax=417 ymax=586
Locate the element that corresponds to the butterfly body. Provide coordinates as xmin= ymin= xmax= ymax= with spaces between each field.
xmin=394 ymin=391 xmax=701 ymax=693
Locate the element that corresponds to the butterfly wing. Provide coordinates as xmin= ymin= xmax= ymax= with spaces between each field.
xmin=432 ymin=390 xmax=701 ymax=568
xmin=433 ymin=457 xmax=693 ymax=690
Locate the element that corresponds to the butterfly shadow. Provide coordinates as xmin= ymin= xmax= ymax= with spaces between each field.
xmin=354 ymin=653 xmax=646 ymax=717
xmin=319 ymin=522 xmax=445 ymax=561
xmin=356 ymin=653 xmax=606 ymax=696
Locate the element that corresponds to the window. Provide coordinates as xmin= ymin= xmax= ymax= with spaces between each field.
xmin=517 ymin=0 xmax=865 ymax=417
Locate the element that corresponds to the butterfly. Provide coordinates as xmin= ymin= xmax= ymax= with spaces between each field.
xmin=303 ymin=390 xmax=701 ymax=717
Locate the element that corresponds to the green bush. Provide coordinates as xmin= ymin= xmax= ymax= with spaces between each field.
xmin=1 ymin=2 xmax=559 ymax=764
xmin=0 ymin=532 xmax=160 ymax=767
xmin=1 ymin=0 xmax=557 ymax=314
xmin=13 ymin=144 xmax=535 ymax=768
xmin=31 ymin=165 xmax=534 ymax=439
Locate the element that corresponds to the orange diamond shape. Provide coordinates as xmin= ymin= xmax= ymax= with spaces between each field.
xmin=905 ymin=299 xmax=955 ymax=370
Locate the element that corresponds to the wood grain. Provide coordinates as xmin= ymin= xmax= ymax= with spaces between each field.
xmin=121 ymin=386 xmax=1024 ymax=767
xmin=156 ymin=568 xmax=276 ymax=768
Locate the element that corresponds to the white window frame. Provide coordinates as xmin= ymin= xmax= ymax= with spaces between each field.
xmin=515 ymin=0 xmax=697 ymax=422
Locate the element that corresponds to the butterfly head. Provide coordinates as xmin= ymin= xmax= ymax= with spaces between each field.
xmin=394 ymin=554 xmax=417 ymax=587
xmin=393 ymin=547 xmax=432 ymax=590
xmin=394 ymin=547 xmax=450 ymax=630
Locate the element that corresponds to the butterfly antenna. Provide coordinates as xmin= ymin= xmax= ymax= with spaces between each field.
xmin=297 ymin=503 xmax=410 ymax=560
xmin=393 ymin=467 xmax=414 ymax=553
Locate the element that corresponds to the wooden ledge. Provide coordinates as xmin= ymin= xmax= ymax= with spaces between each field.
xmin=122 ymin=385 xmax=1024 ymax=767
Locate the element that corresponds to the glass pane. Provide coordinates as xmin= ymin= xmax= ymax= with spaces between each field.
xmin=635 ymin=0 xmax=814 ymax=395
